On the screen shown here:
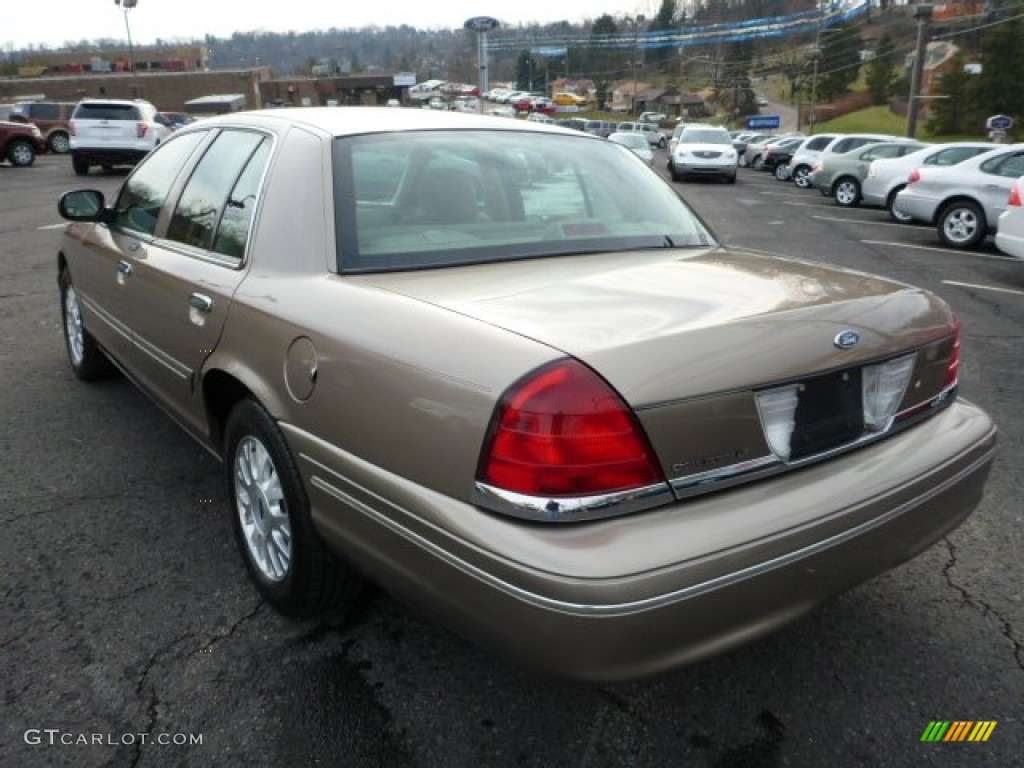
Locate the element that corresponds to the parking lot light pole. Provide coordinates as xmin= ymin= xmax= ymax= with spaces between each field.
xmin=905 ymin=4 xmax=933 ymax=139
xmin=114 ymin=0 xmax=137 ymax=74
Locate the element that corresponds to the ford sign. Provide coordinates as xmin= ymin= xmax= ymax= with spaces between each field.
xmin=834 ymin=330 xmax=861 ymax=349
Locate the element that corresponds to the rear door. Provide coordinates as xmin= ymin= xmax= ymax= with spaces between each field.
xmin=121 ymin=129 xmax=273 ymax=436
xmin=977 ymin=149 xmax=1024 ymax=224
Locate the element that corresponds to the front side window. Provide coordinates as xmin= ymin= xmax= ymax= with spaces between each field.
xmin=166 ymin=130 xmax=267 ymax=255
xmin=113 ymin=131 xmax=206 ymax=235
xmin=335 ymin=129 xmax=714 ymax=273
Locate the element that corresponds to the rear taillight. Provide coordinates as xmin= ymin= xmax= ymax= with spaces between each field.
xmin=811 ymin=163 xmax=821 ymax=173
xmin=137 ymin=122 xmax=148 ymax=138
xmin=867 ymin=162 xmax=878 ymax=178
xmin=944 ymin=314 xmax=962 ymax=389
xmin=907 ymin=168 xmax=921 ymax=185
xmin=477 ymin=359 xmax=664 ymax=498
xmin=1009 ymin=179 xmax=1023 ymax=207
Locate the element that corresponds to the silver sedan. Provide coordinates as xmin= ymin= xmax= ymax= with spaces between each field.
xmin=894 ymin=143 xmax=1024 ymax=248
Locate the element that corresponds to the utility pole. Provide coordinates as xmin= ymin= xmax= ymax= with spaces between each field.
xmin=629 ymin=14 xmax=645 ymax=116
xmin=905 ymin=4 xmax=933 ymax=138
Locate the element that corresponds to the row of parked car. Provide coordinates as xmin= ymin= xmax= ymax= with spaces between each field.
xmin=0 ymin=98 xmax=196 ymax=169
xmin=738 ymin=130 xmax=1024 ymax=259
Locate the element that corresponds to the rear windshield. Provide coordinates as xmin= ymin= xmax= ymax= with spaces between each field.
xmin=333 ymin=129 xmax=714 ymax=273
xmin=73 ymin=103 xmax=140 ymax=121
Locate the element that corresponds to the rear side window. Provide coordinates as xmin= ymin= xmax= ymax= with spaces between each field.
xmin=806 ymin=136 xmax=832 ymax=151
xmin=167 ymin=130 xmax=268 ymax=258
xmin=926 ymin=146 xmax=990 ymax=166
xmin=74 ymin=103 xmax=140 ymax=121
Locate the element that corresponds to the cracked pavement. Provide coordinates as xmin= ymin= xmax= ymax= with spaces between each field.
xmin=2 ymin=155 xmax=1021 ymax=767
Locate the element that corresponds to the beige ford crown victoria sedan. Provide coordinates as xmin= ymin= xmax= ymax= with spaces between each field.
xmin=56 ymin=107 xmax=996 ymax=681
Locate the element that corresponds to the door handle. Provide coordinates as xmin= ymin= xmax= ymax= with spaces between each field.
xmin=189 ymin=293 xmax=214 ymax=313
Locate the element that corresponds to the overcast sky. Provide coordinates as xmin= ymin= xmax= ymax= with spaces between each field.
xmin=4 ymin=1 xmax=658 ymax=51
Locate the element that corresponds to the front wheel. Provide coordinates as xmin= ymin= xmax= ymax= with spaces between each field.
xmin=937 ymin=200 xmax=986 ymax=249
xmin=60 ymin=271 xmax=115 ymax=381
xmin=225 ymin=399 xmax=361 ymax=618
xmin=833 ymin=177 xmax=861 ymax=207
xmin=7 ymin=139 xmax=35 ymax=167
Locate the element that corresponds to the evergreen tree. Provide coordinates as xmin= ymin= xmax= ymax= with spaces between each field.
xmin=865 ymin=31 xmax=896 ymax=106
xmin=586 ymin=14 xmax=621 ymax=110
xmin=646 ymin=0 xmax=680 ymax=68
xmin=516 ymin=50 xmax=537 ymax=91
xmin=973 ymin=18 xmax=1024 ymax=131
xmin=926 ymin=53 xmax=977 ymax=136
xmin=818 ymin=21 xmax=862 ymax=101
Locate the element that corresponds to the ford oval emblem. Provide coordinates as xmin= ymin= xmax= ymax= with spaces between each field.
xmin=834 ymin=330 xmax=860 ymax=350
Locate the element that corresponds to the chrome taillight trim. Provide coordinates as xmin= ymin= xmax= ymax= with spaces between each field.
xmin=473 ymin=481 xmax=675 ymax=523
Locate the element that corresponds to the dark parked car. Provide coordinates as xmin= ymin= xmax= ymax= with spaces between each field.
xmin=55 ymin=107 xmax=996 ymax=681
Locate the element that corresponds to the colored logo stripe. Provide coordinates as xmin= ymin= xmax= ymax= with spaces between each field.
xmin=921 ymin=722 xmax=949 ymax=742
xmin=920 ymin=721 xmax=996 ymax=742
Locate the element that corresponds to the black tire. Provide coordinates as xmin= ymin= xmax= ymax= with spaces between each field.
xmin=71 ymin=153 xmax=89 ymax=176
xmin=833 ymin=177 xmax=861 ymax=207
xmin=225 ymin=398 xmax=361 ymax=618
xmin=657 ymin=137 xmax=666 ymax=149
xmin=48 ymin=132 xmax=71 ymax=154
xmin=887 ymin=187 xmax=913 ymax=223
xmin=937 ymin=199 xmax=986 ymax=249
xmin=7 ymin=138 xmax=35 ymax=167
xmin=670 ymin=167 xmax=682 ymax=182
xmin=59 ymin=270 xmax=116 ymax=381
xmin=752 ymin=154 xmax=764 ymax=171
xmin=726 ymin=173 xmax=737 ymax=185
xmin=792 ymin=165 xmax=812 ymax=188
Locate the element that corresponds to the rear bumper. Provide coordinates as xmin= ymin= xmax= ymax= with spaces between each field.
xmin=69 ymin=146 xmax=150 ymax=166
xmin=291 ymin=399 xmax=996 ymax=682
xmin=892 ymin=189 xmax=938 ymax=223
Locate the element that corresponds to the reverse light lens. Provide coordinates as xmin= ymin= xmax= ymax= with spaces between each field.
xmin=477 ymin=360 xmax=664 ymax=497
xmin=755 ymin=385 xmax=800 ymax=461
xmin=862 ymin=354 xmax=916 ymax=430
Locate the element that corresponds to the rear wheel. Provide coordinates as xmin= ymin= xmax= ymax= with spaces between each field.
xmin=48 ymin=132 xmax=71 ymax=154
xmin=7 ymin=139 xmax=35 ymax=167
xmin=937 ymin=200 xmax=986 ymax=249
xmin=792 ymin=165 xmax=812 ymax=188
xmin=887 ymin=187 xmax=913 ymax=223
xmin=71 ymin=154 xmax=89 ymax=175
xmin=833 ymin=177 xmax=861 ymax=207
xmin=225 ymin=398 xmax=361 ymax=618
xmin=752 ymin=154 xmax=765 ymax=171
xmin=774 ymin=163 xmax=789 ymax=180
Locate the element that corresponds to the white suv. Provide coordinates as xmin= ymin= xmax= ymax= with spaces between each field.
xmin=69 ymin=99 xmax=172 ymax=175
xmin=617 ymin=121 xmax=667 ymax=149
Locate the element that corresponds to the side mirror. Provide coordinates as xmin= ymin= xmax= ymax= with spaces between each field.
xmin=58 ymin=189 xmax=111 ymax=223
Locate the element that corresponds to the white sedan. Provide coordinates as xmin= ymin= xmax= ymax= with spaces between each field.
xmin=995 ymin=175 xmax=1024 ymax=259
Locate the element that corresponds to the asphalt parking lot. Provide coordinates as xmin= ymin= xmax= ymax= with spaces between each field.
xmin=2 ymin=151 xmax=1021 ymax=768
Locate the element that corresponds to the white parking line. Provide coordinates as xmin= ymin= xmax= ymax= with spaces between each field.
xmin=783 ymin=200 xmax=835 ymax=208
xmin=38 ymin=223 xmax=65 ymax=230
xmin=812 ymin=215 xmax=915 ymax=229
xmin=860 ymin=240 xmax=1012 ymax=260
xmin=942 ymin=280 xmax=1024 ymax=297
xmin=758 ymin=190 xmax=812 ymax=199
